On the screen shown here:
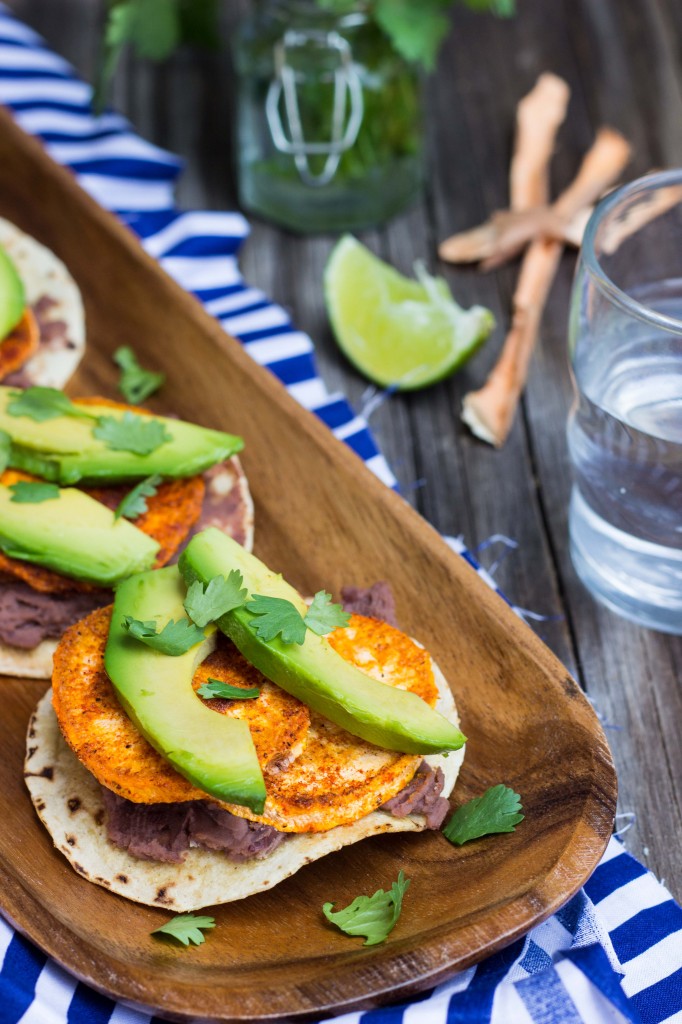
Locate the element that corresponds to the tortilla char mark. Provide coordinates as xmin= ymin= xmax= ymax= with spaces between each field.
xmin=0 ymin=307 xmax=40 ymax=379
xmin=52 ymin=607 xmax=438 ymax=834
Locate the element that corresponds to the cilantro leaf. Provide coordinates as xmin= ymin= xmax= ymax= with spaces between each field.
xmin=323 ymin=871 xmax=410 ymax=946
xmin=197 ymin=678 xmax=261 ymax=700
xmin=94 ymin=0 xmax=219 ymax=112
xmin=151 ymin=912 xmax=215 ymax=947
xmin=0 ymin=430 xmax=12 ymax=474
xmin=184 ymin=571 xmax=248 ymax=628
xmin=113 ymin=346 xmax=165 ymax=404
xmin=246 ymin=594 xmax=307 ymax=645
xmin=304 ymin=591 xmax=351 ymax=636
xmin=122 ymin=615 xmax=206 ymax=656
xmin=125 ymin=0 xmax=181 ymax=61
xmin=442 ymin=785 xmax=524 ymax=845
xmin=374 ymin=0 xmax=514 ymax=71
xmin=114 ymin=474 xmax=162 ymax=520
xmin=93 ymin=2 xmax=137 ymax=112
xmin=9 ymin=481 xmax=61 ymax=504
xmin=93 ymin=412 xmax=171 ymax=455
xmin=6 ymin=387 xmax=95 ymax=423
xmin=374 ymin=0 xmax=450 ymax=70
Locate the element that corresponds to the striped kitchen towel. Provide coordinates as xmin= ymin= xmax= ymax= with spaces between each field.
xmin=0 ymin=5 xmax=680 ymax=1024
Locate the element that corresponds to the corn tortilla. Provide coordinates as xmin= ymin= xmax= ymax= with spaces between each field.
xmin=26 ymin=655 xmax=463 ymax=911
xmin=0 ymin=216 xmax=85 ymax=389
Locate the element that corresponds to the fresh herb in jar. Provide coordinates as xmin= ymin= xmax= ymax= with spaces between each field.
xmin=94 ymin=0 xmax=514 ymax=111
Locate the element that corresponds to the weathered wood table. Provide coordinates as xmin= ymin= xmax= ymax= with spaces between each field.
xmin=12 ymin=0 xmax=682 ymax=900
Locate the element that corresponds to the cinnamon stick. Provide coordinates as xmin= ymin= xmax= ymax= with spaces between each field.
xmin=462 ymin=128 xmax=632 ymax=447
xmin=461 ymin=239 xmax=561 ymax=446
xmin=440 ymin=128 xmax=631 ymax=270
xmin=439 ymin=73 xmax=570 ymax=264
xmin=510 ymin=73 xmax=571 ymax=210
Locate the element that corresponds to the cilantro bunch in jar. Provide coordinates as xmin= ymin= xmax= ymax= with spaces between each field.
xmin=97 ymin=0 xmax=514 ymax=232
xmin=234 ymin=0 xmax=513 ymax=231
xmin=235 ymin=0 xmax=422 ymax=232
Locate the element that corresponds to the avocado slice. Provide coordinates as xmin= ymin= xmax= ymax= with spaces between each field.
xmin=0 ymin=245 xmax=25 ymax=341
xmin=104 ymin=566 xmax=267 ymax=813
xmin=179 ymin=529 xmax=466 ymax=756
xmin=0 ymin=387 xmax=243 ymax=485
xmin=0 ymin=483 xmax=159 ymax=585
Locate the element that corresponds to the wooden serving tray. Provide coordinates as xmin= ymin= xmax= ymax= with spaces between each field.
xmin=0 ymin=106 xmax=616 ymax=1023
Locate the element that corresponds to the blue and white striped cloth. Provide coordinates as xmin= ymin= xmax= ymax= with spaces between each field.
xmin=0 ymin=6 xmax=680 ymax=1023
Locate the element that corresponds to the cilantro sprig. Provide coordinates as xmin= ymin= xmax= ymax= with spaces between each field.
xmin=93 ymin=412 xmax=171 ymax=455
xmin=114 ymin=474 xmax=162 ymax=520
xmin=8 ymin=481 xmax=61 ymax=504
xmin=323 ymin=871 xmax=410 ymax=946
xmin=95 ymin=0 xmax=220 ymax=111
xmin=114 ymin=345 xmax=165 ymax=404
xmin=197 ymin=678 xmax=261 ymax=700
xmin=184 ymin=571 xmax=248 ymax=628
xmin=182 ymin=570 xmax=349 ymax=645
xmin=6 ymin=387 xmax=96 ymax=423
xmin=372 ymin=0 xmax=514 ymax=71
xmin=246 ymin=590 xmax=349 ymax=644
xmin=442 ymin=785 xmax=524 ymax=845
xmin=151 ymin=913 xmax=215 ymax=947
xmin=122 ymin=615 xmax=206 ymax=656
xmin=96 ymin=0 xmax=513 ymax=114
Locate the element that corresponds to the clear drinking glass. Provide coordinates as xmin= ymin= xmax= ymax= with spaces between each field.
xmin=567 ymin=170 xmax=682 ymax=634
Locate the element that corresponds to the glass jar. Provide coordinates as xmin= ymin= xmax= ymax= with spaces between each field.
xmin=232 ymin=0 xmax=424 ymax=232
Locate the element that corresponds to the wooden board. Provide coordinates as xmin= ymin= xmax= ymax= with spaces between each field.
xmin=0 ymin=106 xmax=617 ymax=1022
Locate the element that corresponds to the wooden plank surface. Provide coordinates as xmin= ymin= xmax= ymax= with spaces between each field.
xmin=9 ymin=0 xmax=682 ymax=904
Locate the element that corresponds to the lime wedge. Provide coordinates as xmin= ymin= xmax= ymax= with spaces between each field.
xmin=324 ymin=235 xmax=495 ymax=390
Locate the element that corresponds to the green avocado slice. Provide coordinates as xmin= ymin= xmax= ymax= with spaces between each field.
xmin=0 ymin=246 xmax=25 ymax=340
xmin=0 ymin=483 xmax=159 ymax=585
xmin=104 ymin=566 xmax=267 ymax=814
xmin=0 ymin=387 xmax=243 ymax=485
xmin=179 ymin=529 xmax=466 ymax=756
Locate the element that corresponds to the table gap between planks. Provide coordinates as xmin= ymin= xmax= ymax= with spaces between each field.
xmin=8 ymin=0 xmax=682 ymax=898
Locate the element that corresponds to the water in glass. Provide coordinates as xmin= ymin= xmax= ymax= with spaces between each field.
xmin=568 ymin=277 xmax=682 ymax=633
